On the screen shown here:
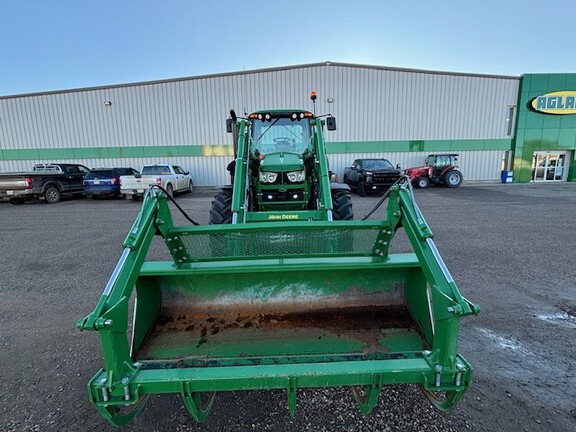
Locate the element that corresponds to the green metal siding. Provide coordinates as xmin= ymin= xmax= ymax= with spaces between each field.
xmin=0 ymin=139 xmax=511 ymax=161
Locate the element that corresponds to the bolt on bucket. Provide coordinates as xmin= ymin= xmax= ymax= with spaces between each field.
xmin=78 ymin=184 xmax=479 ymax=426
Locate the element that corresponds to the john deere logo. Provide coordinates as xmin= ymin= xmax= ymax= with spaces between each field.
xmin=531 ymin=91 xmax=576 ymax=114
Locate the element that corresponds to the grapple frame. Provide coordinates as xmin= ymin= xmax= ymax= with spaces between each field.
xmin=77 ymin=183 xmax=478 ymax=426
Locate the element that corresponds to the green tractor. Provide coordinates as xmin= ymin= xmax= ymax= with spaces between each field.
xmin=210 ymin=96 xmax=352 ymax=224
xmin=77 ymin=94 xmax=479 ymax=427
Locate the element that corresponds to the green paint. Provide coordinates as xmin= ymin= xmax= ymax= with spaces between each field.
xmin=0 ymin=145 xmax=207 ymax=161
xmin=144 ymin=331 xmax=365 ymax=360
xmin=379 ymin=328 xmax=426 ymax=352
xmin=0 ymin=138 xmax=512 ymax=162
xmin=512 ymin=73 xmax=576 ymax=182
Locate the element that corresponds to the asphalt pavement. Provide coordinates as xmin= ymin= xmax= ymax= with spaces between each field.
xmin=1 ymin=182 xmax=575 ymax=431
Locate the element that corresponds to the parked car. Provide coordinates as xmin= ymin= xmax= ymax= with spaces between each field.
xmin=0 ymin=163 xmax=90 ymax=204
xmin=343 ymin=158 xmax=402 ymax=196
xmin=84 ymin=167 xmax=140 ymax=199
xmin=119 ymin=164 xmax=193 ymax=200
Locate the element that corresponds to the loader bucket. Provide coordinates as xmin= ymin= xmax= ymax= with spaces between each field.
xmin=78 ymin=184 xmax=479 ymax=426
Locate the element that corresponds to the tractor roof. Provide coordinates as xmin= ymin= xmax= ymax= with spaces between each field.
xmin=250 ymin=109 xmax=313 ymax=116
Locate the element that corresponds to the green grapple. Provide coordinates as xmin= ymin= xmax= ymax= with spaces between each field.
xmin=78 ymin=104 xmax=478 ymax=426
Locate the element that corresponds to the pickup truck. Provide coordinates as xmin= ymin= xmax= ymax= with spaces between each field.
xmin=343 ymin=158 xmax=402 ymax=196
xmin=119 ymin=164 xmax=193 ymax=200
xmin=0 ymin=163 xmax=90 ymax=204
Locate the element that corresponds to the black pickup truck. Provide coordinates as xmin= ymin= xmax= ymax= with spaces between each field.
xmin=343 ymin=158 xmax=402 ymax=196
xmin=0 ymin=163 xmax=90 ymax=204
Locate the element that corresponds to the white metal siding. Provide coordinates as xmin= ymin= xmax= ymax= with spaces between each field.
xmin=0 ymin=63 xmax=519 ymax=184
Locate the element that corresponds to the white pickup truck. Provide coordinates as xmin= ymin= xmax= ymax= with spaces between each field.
xmin=119 ymin=164 xmax=193 ymax=200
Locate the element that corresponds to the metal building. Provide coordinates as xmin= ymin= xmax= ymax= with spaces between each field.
xmin=0 ymin=62 xmax=527 ymax=185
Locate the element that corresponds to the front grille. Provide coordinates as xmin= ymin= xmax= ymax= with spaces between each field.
xmin=372 ymin=173 xmax=400 ymax=183
xmin=261 ymin=189 xmax=306 ymax=202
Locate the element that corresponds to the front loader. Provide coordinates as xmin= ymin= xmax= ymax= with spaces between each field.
xmin=78 ymin=98 xmax=479 ymax=427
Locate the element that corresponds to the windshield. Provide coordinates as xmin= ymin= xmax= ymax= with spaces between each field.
xmin=251 ymin=117 xmax=311 ymax=155
xmin=363 ymin=160 xmax=393 ymax=170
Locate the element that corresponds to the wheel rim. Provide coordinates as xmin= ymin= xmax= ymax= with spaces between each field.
xmin=46 ymin=188 xmax=59 ymax=203
xmin=448 ymin=174 xmax=460 ymax=185
xmin=418 ymin=179 xmax=428 ymax=188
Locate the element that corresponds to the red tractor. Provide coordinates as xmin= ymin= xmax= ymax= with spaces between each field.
xmin=404 ymin=153 xmax=463 ymax=188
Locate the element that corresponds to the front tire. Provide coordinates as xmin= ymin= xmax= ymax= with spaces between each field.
xmin=188 ymin=180 xmax=194 ymax=193
xmin=416 ymin=177 xmax=430 ymax=188
xmin=445 ymin=170 xmax=463 ymax=188
xmin=209 ymin=191 xmax=232 ymax=224
xmin=331 ymin=190 xmax=353 ymax=220
xmin=44 ymin=186 xmax=61 ymax=204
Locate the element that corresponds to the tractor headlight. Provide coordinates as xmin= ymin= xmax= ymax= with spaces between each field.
xmin=286 ymin=170 xmax=306 ymax=183
xmin=259 ymin=172 xmax=278 ymax=183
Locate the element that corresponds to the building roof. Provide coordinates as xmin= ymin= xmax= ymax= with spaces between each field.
xmin=0 ymin=61 xmax=520 ymax=100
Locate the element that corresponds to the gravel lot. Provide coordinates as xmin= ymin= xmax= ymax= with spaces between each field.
xmin=1 ymin=182 xmax=575 ymax=431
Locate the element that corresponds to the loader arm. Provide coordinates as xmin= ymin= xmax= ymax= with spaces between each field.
xmin=230 ymin=119 xmax=250 ymax=223
xmin=312 ymin=118 xmax=334 ymax=216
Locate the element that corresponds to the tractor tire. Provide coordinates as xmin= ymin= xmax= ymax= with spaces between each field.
xmin=357 ymin=179 xmax=367 ymax=197
xmin=415 ymin=177 xmax=430 ymax=188
xmin=331 ymin=190 xmax=353 ymax=220
xmin=209 ymin=191 xmax=233 ymax=224
xmin=44 ymin=186 xmax=61 ymax=204
xmin=444 ymin=170 xmax=463 ymax=188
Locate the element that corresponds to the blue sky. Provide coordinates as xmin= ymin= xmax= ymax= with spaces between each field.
xmin=1 ymin=0 xmax=575 ymax=96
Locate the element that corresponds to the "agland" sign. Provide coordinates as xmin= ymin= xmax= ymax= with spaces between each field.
xmin=531 ymin=91 xmax=576 ymax=114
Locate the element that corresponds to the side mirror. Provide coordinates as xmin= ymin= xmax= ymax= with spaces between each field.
xmin=226 ymin=118 xmax=234 ymax=134
xmin=134 ymin=173 xmax=142 ymax=178
xmin=326 ymin=116 xmax=336 ymax=131
xmin=396 ymin=164 xmax=402 ymax=170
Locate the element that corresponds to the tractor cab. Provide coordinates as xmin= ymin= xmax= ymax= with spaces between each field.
xmin=250 ymin=110 xmax=313 ymax=156
xmin=426 ymin=153 xmax=459 ymax=177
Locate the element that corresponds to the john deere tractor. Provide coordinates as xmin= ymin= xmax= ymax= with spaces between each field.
xmin=210 ymin=97 xmax=352 ymax=224
xmin=78 ymin=94 xmax=478 ymax=426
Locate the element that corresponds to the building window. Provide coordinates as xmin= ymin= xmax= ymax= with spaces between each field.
xmin=506 ymin=106 xmax=516 ymax=136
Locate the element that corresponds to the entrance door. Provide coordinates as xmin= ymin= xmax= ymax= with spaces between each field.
xmin=532 ymin=152 xmax=568 ymax=182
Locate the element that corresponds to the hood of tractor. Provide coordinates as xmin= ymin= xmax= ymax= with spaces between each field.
xmin=404 ymin=165 xmax=429 ymax=175
xmin=259 ymin=152 xmax=304 ymax=172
